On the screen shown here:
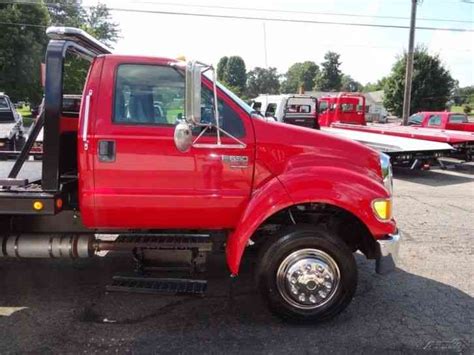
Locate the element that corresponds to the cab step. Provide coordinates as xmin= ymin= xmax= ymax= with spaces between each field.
xmin=96 ymin=233 xmax=213 ymax=252
xmin=106 ymin=275 xmax=207 ymax=295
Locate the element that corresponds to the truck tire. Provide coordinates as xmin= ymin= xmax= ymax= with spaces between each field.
xmin=256 ymin=224 xmax=357 ymax=322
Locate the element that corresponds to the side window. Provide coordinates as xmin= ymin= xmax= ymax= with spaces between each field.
xmin=265 ymin=103 xmax=277 ymax=117
xmin=341 ymin=104 xmax=355 ymax=112
xmin=200 ymin=86 xmax=245 ymax=138
xmin=113 ymin=64 xmax=184 ymax=125
xmin=448 ymin=114 xmax=467 ymax=124
xmin=319 ymin=101 xmax=328 ymax=113
xmin=428 ymin=115 xmax=441 ymax=126
xmin=408 ymin=114 xmax=422 ymax=124
xmin=251 ymin=101 xmax=262 ymax=113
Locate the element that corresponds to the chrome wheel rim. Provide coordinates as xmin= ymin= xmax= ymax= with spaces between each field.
xmin=276 ymin=248 xmax=340 ymax=310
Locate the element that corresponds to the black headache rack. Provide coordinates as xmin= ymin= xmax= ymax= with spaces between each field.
xmin=0 ymin=27 xmax=111 ymax=215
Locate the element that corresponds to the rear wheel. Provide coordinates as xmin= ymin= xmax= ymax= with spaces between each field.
xmin=256 ymin=225 xmax=357 ymax=322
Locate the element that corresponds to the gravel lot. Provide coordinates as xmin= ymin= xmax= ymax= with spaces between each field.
xmin=0 ymin=161 xmax=473 ymax=354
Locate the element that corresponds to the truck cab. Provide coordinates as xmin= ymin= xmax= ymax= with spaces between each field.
xmin=251 ymin=94 xmax=319 ymax=129
xmin=408 ymin=111 xmax=474 ymax=132
xmin=318 ymin=93 xmax=366 ymax=127
xmin=0 ymin=27 xmax=400 ymax=322
xmin=0 ymin=92 xmax=25 ymax=156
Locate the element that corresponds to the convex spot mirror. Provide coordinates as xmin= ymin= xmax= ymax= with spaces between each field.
xmin=174 ymin=121 xmax=193 ymax=152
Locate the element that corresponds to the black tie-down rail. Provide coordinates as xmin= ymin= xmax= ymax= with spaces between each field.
xmin=1 ymin=27 xmax=111 ymax=192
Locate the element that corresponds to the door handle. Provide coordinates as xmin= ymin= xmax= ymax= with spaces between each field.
xmin=98 ymin=140 xmax=115 ymax=162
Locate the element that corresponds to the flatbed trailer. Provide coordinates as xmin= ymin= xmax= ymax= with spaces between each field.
xmin=331 ymin=122 xmax=474 ymax=162
xmin=321 ymin=127 xmax=452 ymax=169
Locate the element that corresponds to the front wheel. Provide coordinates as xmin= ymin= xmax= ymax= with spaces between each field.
xmin=256 ymin=225 xmax=357 ymax=322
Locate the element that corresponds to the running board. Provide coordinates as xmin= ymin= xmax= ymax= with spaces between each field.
xmin=106 ymin=275 xmax=207 ymax=295
xmin=95 ymin=233 xmax=213 ymax=252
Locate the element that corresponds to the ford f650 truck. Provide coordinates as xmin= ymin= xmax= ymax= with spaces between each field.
xmin=0 ymin=27 xmax=400 ymax=322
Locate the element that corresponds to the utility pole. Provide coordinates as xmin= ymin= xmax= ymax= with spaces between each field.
xmin=262 ymin=22 xmax=268 ymax=68
xmin=402 ymin=0 xmax=418 ymax=125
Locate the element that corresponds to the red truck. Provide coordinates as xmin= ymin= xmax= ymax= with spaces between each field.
xmin=318 ymin=93 xmax=366 ymax=127
xmin=320 ymin=95 xmax=474 ymax=162
xmin=408 ymin=111 xmax=474 ymax=132
xmin=0 ymin=27 xmax=400 ymax=322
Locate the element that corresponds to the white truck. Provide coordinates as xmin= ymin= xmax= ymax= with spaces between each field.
xmin=0 ymin=93 xmax=25 ymax=157
xmin=251 ymin=94 xmax=319 ymax=129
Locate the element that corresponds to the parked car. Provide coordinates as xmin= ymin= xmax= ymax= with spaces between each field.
xmin=0 ymin=92 xmax=25 ymax=156
xmin=408 ymin=111 xmax=474 ymax=132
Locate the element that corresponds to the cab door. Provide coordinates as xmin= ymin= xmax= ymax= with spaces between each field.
xmin=89 ymin=57 xmax=255 ymax=229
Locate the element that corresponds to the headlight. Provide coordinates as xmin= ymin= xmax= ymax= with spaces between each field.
xmin=380 ymin=153 xmax=393 ymax=194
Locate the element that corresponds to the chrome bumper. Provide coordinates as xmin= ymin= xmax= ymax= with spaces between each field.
xmin=375 ymin=230 xmax=401 ymax=274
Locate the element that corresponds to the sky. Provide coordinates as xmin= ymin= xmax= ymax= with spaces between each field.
xmin=83 ymin=0 xmax=474 ymax=87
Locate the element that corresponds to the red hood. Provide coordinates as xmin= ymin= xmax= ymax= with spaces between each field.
xmin=252 ymin=118 xmax=383 ymax=186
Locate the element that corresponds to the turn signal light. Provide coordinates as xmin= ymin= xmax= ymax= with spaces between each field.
xmin=33 ymin=201 xmax=44 ymax=211
xmin=372 ymin=199 xmax=392 ymax=221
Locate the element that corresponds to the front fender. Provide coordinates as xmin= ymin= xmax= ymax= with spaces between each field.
xmin=226 ymin=177 xmax=292 ymax=275
xmin=226 ymin=166 xmax=396 ymax=275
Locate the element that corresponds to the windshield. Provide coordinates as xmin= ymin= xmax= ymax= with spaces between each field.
xmin=409 ymin=114 xmax=423 ymax=124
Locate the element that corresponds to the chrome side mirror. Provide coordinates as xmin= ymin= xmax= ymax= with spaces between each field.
xmin=174 ymin=121 xmax=193 ymax=152
xmin=185 ymin=61 xmax=201 ymax=124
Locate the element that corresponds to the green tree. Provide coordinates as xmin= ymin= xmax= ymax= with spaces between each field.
xmin=383 ymin=47 xmax=454 ymax=117
xmin=281 ymin=61 xmax=319 ymax=93
xmin=0 ymin=1 xmax=119 ymax=102
xmin=0 ymin=3 xmax=50 ymax=104
xmin=363 ymin=77 xmax=387 ymax=92
xmin=47 ymin=1 xmax=119 ymax=94
xmin=458 ymin=85 xmax=474 ymax=105
xmin=218 ymin=56 xmax=247 ymax=96
xmin=246 ymin=67 xmax=280 ymax=98
xmin=216 ymin=56 xmax=228 ymax=81
xmin=314 ymin=51 xmax=343 ymax=91
xmin=341 ymin=75 xmax=362 ymax=92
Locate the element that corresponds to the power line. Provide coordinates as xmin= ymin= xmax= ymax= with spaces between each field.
xmin=98 ymin=7 xmax=474 ymax=32
xmin=1 ymin=19 xmax=471 ymax=52
xmin=131 ymin=0 xmax=474 ymax=24
xmin=0 ymin=21 xmax=47 ymax=28
xmin=3 ymin=1 xmax=473 ymax=32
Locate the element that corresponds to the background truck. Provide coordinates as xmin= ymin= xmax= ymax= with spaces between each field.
xmin=318 ymin=93 xmax=367 ymax=126
xmin=408 ymin=111 xmax=474 ymax=132
xmin=254 ymin=94 xmax=452 ymax=169
xmin=30 ymin=94 xmax=82 ymax=158
xmin=251 ymin=94 xmax=319 ymax=129
xmin=317 ymin=92 xmax=474 ymax=163
xmin=0 ymin=27 xmax=400 ymax=322
xmin=0 ymin=92 xmax=25 ymax=157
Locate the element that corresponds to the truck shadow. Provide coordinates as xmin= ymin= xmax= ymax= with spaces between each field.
xmin=393 ymin=167 xmax=474 ymax=187
xmin=0 ymin=255 xmax=472 ymax=353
